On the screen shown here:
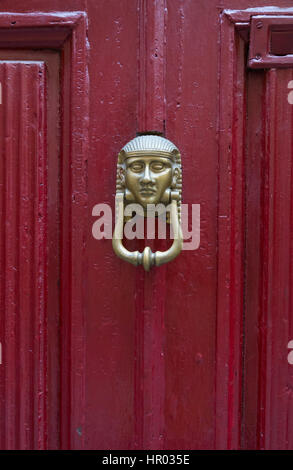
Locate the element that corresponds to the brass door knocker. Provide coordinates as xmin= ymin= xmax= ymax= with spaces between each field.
xmin=112 ymin=135 xmax=183 ymax=271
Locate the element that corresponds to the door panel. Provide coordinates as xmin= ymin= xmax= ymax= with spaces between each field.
xmin=244 ymin=67 xmax=293 ymax=449
xmin=0 ymin=13 xmax=88 ymax=450
xmin=0 ymin=51 xmax=61 ymax=450
xmin=221 ymin=8 xmax=293 ymax=449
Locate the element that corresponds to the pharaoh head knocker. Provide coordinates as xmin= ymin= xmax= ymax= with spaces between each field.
xmin=113 ymin=135 xmax=183 ymax=271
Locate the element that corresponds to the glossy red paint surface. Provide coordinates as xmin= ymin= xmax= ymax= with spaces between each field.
xmin=0 ymin=0 xmax=293 ymax=450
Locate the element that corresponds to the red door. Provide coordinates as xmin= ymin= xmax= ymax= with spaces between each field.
xmin=0 ymin=0 xmax=293 ymax=450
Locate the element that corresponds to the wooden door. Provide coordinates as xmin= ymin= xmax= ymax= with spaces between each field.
xmin=0 ymin=0 xmax=293 ymax=450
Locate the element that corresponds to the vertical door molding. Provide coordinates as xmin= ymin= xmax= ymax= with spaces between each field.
xmin=216 ymin=10 xmax=247 ymax=450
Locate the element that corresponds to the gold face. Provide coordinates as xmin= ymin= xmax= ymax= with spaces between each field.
xmin=116 ymin=135 xmax=182 ymax=219
xmin=124 ymin=156 xmax=173 ymax=208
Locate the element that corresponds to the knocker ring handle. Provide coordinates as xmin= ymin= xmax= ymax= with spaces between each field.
xmin=112 ymin=135 xmax=183 ymax=271
xmin=112 ymin=193 xmax=183 ymax=272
